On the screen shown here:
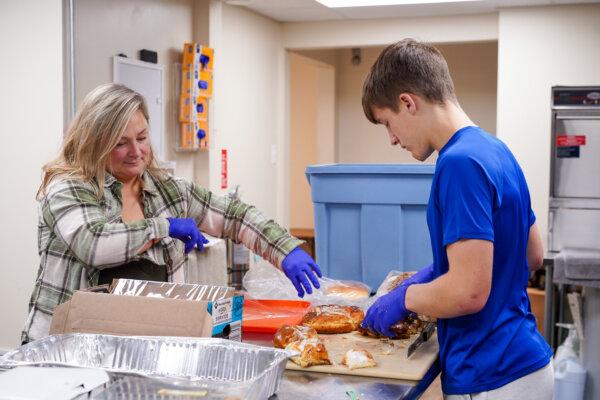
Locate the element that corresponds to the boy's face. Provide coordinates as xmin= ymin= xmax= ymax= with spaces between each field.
xmin=371 ymin=98 xmax=434 ymax=161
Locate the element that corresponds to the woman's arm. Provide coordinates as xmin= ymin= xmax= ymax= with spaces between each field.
xmin=183 ymin=181 xmax=303 ymax=267
xmin=42 ymin=180 xmax=169 ymax=268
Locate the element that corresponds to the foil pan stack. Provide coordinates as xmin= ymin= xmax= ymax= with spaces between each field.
xmin=0 ymin=334 xmax=295 ymax=399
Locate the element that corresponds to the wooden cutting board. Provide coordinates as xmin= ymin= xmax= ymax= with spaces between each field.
xmin=286 ymin=330 xmax=439 ymax=380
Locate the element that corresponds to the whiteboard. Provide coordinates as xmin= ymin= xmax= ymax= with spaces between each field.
xmin=113 ymin=56 xmax=165 ymax=159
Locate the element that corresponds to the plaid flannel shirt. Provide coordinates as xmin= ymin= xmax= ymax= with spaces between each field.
xmin=22 ymin=172 xmax=302 ymax=343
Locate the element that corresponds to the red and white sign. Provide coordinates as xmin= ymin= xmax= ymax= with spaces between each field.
xmin=556 ymin=135 xmax=586 ymax=147
xmin=221 ymin=149 xmax=228 ymax=189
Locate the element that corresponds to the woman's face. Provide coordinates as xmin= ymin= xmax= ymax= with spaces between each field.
xmin=107 ymin=110 xmax=151 ymax=182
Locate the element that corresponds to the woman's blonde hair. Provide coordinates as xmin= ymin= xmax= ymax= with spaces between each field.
xmin=38 ymin=83 xmax=165 ymax=199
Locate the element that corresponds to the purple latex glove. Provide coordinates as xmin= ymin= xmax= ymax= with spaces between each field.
xmin=361 ymin=283 xmax=411 ymax=337
xmin=361 ymin=263 xmax=434 ymax=336
xmin=167 ymin=218 xmax=209 ymax=253
xmin=282 ymin=247 xmax=323 ymax=298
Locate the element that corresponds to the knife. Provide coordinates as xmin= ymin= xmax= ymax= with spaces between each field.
xmin=407 ymin=322 xmax=436 ymax=358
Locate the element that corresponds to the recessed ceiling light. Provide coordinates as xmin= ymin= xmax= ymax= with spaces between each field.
xmin=315 ymin=0 xmax=481 ymax=7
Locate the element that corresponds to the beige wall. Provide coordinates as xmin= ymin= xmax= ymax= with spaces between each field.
xmin=289 ymin=53 xmax=335 ymax=229
xmin=0 ymin=0 xmax=63 ymax=349
xmin=439 ymin=42 xmax=498 ymax=135
xmin=497 ymin=4 xmax=600 ymax=247
xmin=208 ymin=2 xmax=286 ymax=220
xmin=336 ymin=41 xmax=497 ymax=164
xmin=74 ymin=0 xmax=206 ymax=183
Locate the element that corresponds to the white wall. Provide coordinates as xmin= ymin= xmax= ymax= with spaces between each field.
xmin=208 ymin=2 xmax=286 ymax=221
xmin=497 ymin=4 xmax=600 ymax=247
xmin=74 ymin=0 xmax=205 ymax=183
xmin=0 ymin=0 xmax=63 ymax=349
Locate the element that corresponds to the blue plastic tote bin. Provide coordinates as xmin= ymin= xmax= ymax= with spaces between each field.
xmin=305 ymin=164 xmax=434 ymax=290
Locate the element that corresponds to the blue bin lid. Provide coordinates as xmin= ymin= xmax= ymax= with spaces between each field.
xmin=305 ymin=163 xmax=435 ymax=175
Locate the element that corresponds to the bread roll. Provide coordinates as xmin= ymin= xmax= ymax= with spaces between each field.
xmin=341 ymin=348 xmax=377 ymax=370
xmin=325 ymin=283 xmax=370 ymax=299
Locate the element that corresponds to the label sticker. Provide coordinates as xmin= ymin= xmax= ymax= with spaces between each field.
xmin=212 ymin=298 xmax=232 ymax=325
xmin=557 ymin=146 xmax=580 ymax=158
xmin=207 ymin=296 xmax=244 ymax=341
xmin=557 ymin=135 xmax=586 ymax=147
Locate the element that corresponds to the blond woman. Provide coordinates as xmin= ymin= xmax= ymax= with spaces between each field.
xmin=22 ymin=83 xmax=321 ymax=343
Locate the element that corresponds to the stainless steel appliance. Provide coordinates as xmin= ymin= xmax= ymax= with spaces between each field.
xmin=548 ymin=86 xmax=600 ymax=400
xmin=549 ymin=86 xmax=600 ymax=252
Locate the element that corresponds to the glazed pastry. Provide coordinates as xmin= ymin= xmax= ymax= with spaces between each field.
xmin=273 ymin=324 xmax=318 ymax=349
xmin=301 ymin=304 xmax=365 ymax=334
xmin=358 ymin=315 xmax=424 ymax=339
xmin=285 ymin=338 xmax=332 ymax=368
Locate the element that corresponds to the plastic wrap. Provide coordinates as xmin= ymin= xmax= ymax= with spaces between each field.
xmin=110 ymin=278 xmax=233 ymax=301
xmin=242 ymin=260 xmax=372 ymax=309
xmin=242 ymin=259 xmax=298 ymax=300
xmin=375 ymin=270 xmax=416 ymax=297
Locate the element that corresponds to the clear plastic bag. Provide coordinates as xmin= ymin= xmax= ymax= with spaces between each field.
xmin=242 ymin=260 xmax=372 ymax=309
xmin=374 ymin=270 xmax=416 ymax=297
xmin=242 ymin=259 xmax=298 ymax=300
xmin=307 ymin=277 xmax=371 ymax=309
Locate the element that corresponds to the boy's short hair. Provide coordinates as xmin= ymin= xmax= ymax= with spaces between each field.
xmin=362 ymin=38 xmax=457 ymax=123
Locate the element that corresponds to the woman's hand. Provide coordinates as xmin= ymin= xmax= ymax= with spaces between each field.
xmin=167 ymin=218 xmax=209 ymax=253
xmin=281 ymin=247 xmax=322 ymax=297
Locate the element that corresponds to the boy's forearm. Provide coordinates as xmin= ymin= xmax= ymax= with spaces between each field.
xmin=405 ymin=273 xmax=488 ymax=319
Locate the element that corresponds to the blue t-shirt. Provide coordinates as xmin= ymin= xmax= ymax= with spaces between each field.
xmin=427 ymin=126 xmax=552 ymax=394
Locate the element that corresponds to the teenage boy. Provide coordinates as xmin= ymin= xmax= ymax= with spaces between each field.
xmin=360 ymin=39 xmax=553 ymax=399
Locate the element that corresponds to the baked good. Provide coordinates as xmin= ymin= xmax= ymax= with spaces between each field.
xmin=301 ymin=305 xmax=365 ymax=334
xmin=285 ymin=338 xmax=331 ymax=367
xmin=273 ymin=325 xmax=318 ymax=349
xmin=341 ymin=348 xmax=377 ymax=370
xmin=358 ymin=315 xmax=424 ymax=339
xmin=325 ymin=283 xmax=370 ymax=299
xmin=381 ymin=272 xmax=415 ymax=294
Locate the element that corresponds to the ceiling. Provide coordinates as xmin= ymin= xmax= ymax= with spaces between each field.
xmin=221 ymin=0 xmax=600 ymax=22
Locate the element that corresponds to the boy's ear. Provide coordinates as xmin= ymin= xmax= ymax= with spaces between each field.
xmin=398 ymin=93 xmax=418 ymax=115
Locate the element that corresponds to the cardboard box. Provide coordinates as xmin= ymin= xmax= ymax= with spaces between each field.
xmin=200 ymin=46 xmax=214 ymax=71
xmin=182 ymin=42 xmax=200 ymax=65
xmin=198 ymin=70 xmax=213 ymax=98
xmin=179 ymin=94 xmax=196 ymax=123
xmin=196 ymin=97 xmax=208 ymax=121
xmin=50 ymin=280 xmax=243 ymax=341
xmin=179 ymin=122 xmax=195 ymax=150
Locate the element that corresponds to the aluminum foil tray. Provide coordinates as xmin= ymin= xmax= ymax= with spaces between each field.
xmin=0 ymin=334 xmax=295 ymax=400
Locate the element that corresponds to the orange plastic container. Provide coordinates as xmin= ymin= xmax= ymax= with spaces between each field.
xmin=242 ymin=299 xmax=311 ymax=334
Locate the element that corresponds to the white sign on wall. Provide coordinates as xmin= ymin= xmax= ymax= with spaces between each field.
xmin=113 ymin=56 xmax=165 ymax=160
